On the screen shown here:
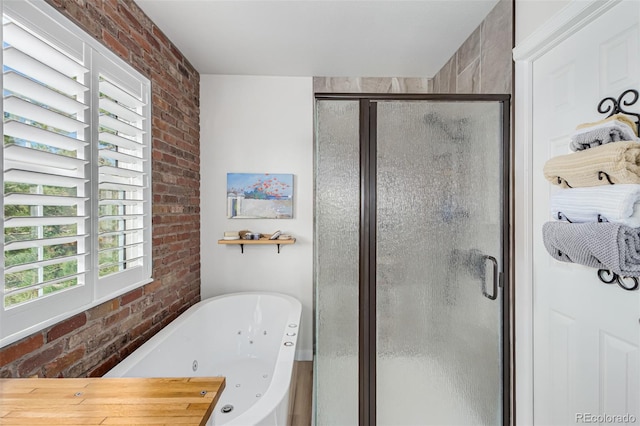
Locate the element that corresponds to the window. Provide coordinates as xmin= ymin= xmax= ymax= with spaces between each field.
xmin=1 ymin=1 xmax=151 ymax=346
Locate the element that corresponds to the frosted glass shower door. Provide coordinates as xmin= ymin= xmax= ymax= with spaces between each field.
xmin=314 ymin=100 xmax=360 ymax=426
xmin=314 ymin=97 xmax=508 ymax=426
xmin=376 ymin=101 xmax=505 ymax=425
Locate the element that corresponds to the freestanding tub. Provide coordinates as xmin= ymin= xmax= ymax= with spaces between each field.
xmin=105 ymin=292 xmax=302 ymax=426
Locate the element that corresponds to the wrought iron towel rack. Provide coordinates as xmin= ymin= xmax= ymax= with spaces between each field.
xmin=555 ymin=90 xmax=640 ymax=291
xmin=597 ymin=269 xmax=639 ymax=291
xmin=596 ymin=89 xmax=640 ymax=290
xmin=598 ymin=88 xmax=640 ymax=133
xmin=555 ymin=89 xmax=640 ymax=188
xmin=598 ymin=90 xmax=640 ymax=290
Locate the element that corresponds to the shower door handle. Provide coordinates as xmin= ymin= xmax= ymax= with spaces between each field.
xmin=482 ymin=255 xmax=499 ymax=300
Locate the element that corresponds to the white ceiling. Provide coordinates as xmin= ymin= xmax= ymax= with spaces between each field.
xmin=135 ymin=0 xmax=500 ymax=77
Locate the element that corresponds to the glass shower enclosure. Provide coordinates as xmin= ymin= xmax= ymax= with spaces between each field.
xmin=314 ymin=95 xmax=510 ymax=426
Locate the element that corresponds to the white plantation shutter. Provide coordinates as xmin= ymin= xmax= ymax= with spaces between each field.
xmin=2 ymin=15 xmax=90 ymax=311
xmin=1 ymin=1 xmax=152 ymax=345
xmin=95 ymin=66 xmax=151 ymax=292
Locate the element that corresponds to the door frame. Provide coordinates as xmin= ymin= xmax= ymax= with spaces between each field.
xmin=513 ymin=1 xmax=623 ymax=424
xmin=315 ymin=93 xmax=512 ymax=426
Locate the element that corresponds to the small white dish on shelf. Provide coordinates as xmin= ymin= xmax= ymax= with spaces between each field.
xmin=222 ymin=236 xmax=240 ymax=240
xmin=269 ymin=230 xmax=281 ymax=240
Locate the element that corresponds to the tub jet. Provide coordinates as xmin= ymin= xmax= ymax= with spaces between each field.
xmin=221 ymin=404 xmax=234 ymax=414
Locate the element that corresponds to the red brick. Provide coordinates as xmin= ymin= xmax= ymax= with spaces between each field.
xmin=143 ymin=323 xmax=164 ymax=341
xmin=68 ymin=323 xmax=102 ymax=350
xmin=130 ymin=29 xmax=152 ymax=54
xmin=117 ymin=31 xmax=142 ymax=58
xmin=102 ymin=30 xmax=128 ymax=59
xmin=87 ymin=328 xmax=120 ymax=354
xmin=121 ymin=336 xmax=145 ymax=359
xmin=0 ymin=334 xmax=44 ymax=367
xmin=145 ymin=30 xmax=161 ymax=51
xmin=152 ymin=310 xmax=170 ymax=326
xmin=117 ymin=314 xmax=142 ymax=335
xmin=68 ymin=349 xmax=104 ymax=377
xmin=169 ymin=44 xmax=183 ymax=63
xmin=144 ymin=280 xmax=162 ymax=293
xmin=87 ymin=2 xmax=116 ymax=36
xmin=121 ymin=288 xmax=144 ymax=306
xmin=103 ymin=3 xmax=129 ymax=32
xmin=47 ymin=313 xmax=87 ymax=342
xmin=18 ymin=342 xmax=64 ymax=377
xmin=88 ymin=354 xmax=119 ymax=377
xmin=129 ymin=296 xmax=153 ymax=315
xmin=142 ymin=302 xmax=162 ymax=320
xmin=129 ymin=318 xmax=153 ymax=341
xmin=102 ymin=334 xmax=128 ymax=358
xmin=104 ymin=307 xmax=130 ymax=328
xmin=88 ymin=299 xmax=120 ymax=321
xmin=169 ymin=300 xmax=182 ymax=314
xmin=116 ymin=2 xmax=144 ymax=34
xmin=44 ymin=346 xmax=86 ymax=377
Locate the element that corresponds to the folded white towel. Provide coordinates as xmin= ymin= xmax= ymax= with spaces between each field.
xmin=550 ymin=184 xmax=640 ymax=227
xmin=570 ymin=120 xmax=640 ymax=151
xmin=573 ymin=119 xmax=638 ymax=136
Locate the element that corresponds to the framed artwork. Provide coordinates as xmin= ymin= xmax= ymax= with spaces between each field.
xmin=227 ymin=173 xmax=293 ymax=219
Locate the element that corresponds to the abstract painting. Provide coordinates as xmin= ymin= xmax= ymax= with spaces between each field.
xmin=227 ymin=173 xmax=293 ymax=219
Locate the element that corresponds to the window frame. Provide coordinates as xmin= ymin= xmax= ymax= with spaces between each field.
xmin=1 ymin=0 xmax=152 ymax=348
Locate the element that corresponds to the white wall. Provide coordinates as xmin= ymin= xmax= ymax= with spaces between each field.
xmin=200 ymin=75 xmax=314 ymax=360
xmin=516 ymin=0 xmax=570 ymax=44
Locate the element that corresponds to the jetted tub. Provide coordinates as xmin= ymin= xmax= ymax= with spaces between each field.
xmin=105 ymin=292 xmax=302 ymax=426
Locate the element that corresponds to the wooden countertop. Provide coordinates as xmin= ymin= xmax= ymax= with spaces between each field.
xmin=0 ymin=376 xmax=225 ymax=425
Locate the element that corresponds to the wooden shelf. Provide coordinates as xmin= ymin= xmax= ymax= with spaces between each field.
xmin=218 ymin=237 xmax=295 ymax=253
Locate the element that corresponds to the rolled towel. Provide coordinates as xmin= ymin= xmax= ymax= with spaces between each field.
xmin=542 ymin=221 xmax=640 ymax=276
xmin=543 ymin=141 xmax=640 ymax=188
xmin=570 ymin=120 xmax=639 ymax=151
xmin=551 ymin=184 xmax=640 ymax=227
xmin=575 ymin=113 xmax=638 ymax=136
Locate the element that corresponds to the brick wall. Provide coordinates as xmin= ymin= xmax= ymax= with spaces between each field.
xmin=0 ymin=0 xmax=201 ymax=377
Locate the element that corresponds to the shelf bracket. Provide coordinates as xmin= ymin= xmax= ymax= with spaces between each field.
xmin=237 ymin=243 xmax=284 ymax=253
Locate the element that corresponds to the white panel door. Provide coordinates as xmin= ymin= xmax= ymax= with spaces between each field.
xmin=532 ymin=1 xmax=640 ymax=424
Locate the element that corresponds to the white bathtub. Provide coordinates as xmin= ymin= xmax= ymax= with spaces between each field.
xmin=105 ymin=292 xmax=302 ymax=426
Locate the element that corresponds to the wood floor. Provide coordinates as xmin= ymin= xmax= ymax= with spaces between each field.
xmin=288 ymin=361 xmax=313 ymax=426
